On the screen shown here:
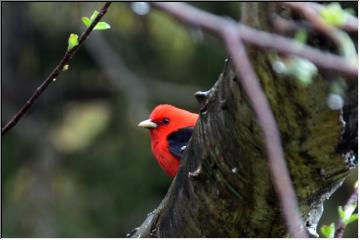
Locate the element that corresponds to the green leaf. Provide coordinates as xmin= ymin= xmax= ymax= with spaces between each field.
xmin=339 ymin=203 xmax=358 ymax=224
xmin=338 ymin=206 xmax=346 ymax=221
xmin=90 ymin=10 xmax=99 ymax=22
xmin=320 ymin=3 xmax=349 ymax=26
xmin=82 ymin=10 xmax=110 ymax=31
xmin=81 ymin=17 xmax=91 ymax=27
xmin=67 ymin=33 xmax=79 ymax=51
xmin=94 ymin=21 xmax=111 ymax=30
xmin=345 ymin=213 xmax=358 ymax=225
xmin=321 ymin=223 xmax=335 ymax=238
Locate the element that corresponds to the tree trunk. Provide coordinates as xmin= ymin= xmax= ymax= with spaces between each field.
xmin=130 ymin=2 xmax=356 ymax=237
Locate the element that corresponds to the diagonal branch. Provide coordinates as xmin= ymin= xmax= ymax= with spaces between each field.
xmin=1 ymin=2 xmax=112 ymax=136
xmin=222 ymin=25 xmax=306 ymax=238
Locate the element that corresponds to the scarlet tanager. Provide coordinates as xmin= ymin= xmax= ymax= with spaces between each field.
xmin=138 ymin=104 xmax=199 ymax=177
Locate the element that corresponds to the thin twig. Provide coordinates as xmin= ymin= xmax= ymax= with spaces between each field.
xmin=1 ymin=2 xmax=112 ymax=136
xmin=271 ymin=14 xmax=312 ymax=35
xmin=334 ymin=182 xmax=358 ymax=238
xmin=152 ymin=2 xmax=308 ymax=237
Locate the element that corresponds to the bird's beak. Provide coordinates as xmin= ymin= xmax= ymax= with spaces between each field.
xmin=138 ymin=119 xmax=158 ymax=129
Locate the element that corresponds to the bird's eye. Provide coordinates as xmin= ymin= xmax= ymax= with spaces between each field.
xmin=161 ymin=118 xmax=170 ymax=125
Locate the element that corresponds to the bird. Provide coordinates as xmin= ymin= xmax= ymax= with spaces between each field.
xmin=138 ymin=104 xmax=199 ymax=177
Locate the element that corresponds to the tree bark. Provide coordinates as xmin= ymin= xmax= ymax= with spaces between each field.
xmin=130 ymin=3 xmax=357 ymax=238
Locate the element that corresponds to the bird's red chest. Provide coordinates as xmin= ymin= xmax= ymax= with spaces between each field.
xmin=151 ymin=138 xmax=179 ymax=177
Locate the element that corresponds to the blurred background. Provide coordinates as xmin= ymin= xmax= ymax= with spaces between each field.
xmin=2 ymin=2 xmax=357 ymax=237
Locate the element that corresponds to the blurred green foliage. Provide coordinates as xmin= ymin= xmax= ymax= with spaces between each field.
xmin=2 ymin=2 xmax=357 ymax=237
xmin=320 ymin=2 xmax=352 ymax=27
xmin=321 ymin=222 xmax=336 ymax=238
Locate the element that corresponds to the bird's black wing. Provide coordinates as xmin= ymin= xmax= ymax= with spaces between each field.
xmin=166 ymin=127 xmax=194 ymax=160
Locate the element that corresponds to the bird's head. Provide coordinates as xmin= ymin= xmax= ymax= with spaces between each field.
xmin=138 ymin=104 xmax=198 ymax=139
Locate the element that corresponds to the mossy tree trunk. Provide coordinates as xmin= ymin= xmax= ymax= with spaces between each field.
xmin=131 ymin=2 xmax=357 ymax=237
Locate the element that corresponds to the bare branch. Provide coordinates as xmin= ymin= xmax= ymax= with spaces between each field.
xmin=1 ymin=2 xmax=112 ymax=136
xmin=271 ymin=14 xmax=312 ymax=35
xmin=223 ymin=25 xmax=306 ymax=238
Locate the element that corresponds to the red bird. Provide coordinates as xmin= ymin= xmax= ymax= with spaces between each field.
xmin=138 ymin=104 xmax=199 ymax=177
